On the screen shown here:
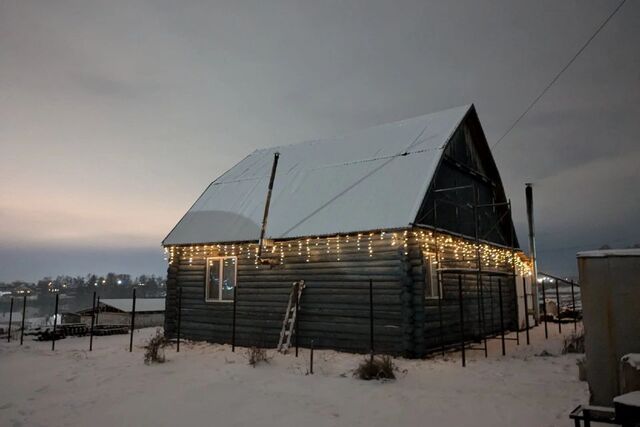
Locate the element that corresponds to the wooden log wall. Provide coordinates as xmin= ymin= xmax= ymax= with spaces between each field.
xmin=406 ymin=239 xmax=519 ymax=355
xmin=165 ymin=238 xmax=412 ymax=356
xmin=164 ymin=229 xmax=521 ymax=358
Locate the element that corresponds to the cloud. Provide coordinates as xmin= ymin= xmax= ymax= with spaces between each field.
xmin=0 ymin=0 xmax=638 ymax=280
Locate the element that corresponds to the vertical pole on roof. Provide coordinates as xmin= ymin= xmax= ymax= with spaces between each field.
xmin=129 ymin=288 xmax=136 ymax=352
xmin=498 ymin=278 xmax=505 ymax=356
xmin=472 ymin=185 xmax=487 ymax=357
xmin=177 ymin=286 xmax=182 ymax=353
xmin=7 ymin=297 xmax=13 ymax=342
xmin=52 ymin=293 xmax=59 ymax=351
xmin=257 ymin=152 xmax=280 ymax=260
xmin=369 ymin=279 xmax=374 ymax=364
xmin=433 ymin=201 xmax=445 ymax=357
xmin=294 ymin=281 xmax=300 ymax=358
xmin=89 ymin=291 xmax=96 ymax=351
xmin=522 ymin=277 xmax=530 ymax=345
xmin=541 ymin=279 xmax=548 ymax=339
xmin=570 ymin=280 xmax=577 ymax=332
xmin=20 ymin=295 xmax=26 ymax=345
xmin=525 ymin=184 xmax=540 ymax=324
xmin=555 ymin=279 xmax=562 ymax=334
xmin=458 ymin=274 xmax=466 ymax=367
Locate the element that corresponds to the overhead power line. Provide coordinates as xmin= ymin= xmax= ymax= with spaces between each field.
xmin=492 ymin=0 xmax=627 ymax=149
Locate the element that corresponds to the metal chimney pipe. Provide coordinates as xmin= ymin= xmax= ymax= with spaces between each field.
xmin=525 ymin=183 xmax=540 ymax=324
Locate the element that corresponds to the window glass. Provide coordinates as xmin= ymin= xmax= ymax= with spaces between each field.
xmin=424 ymin=253 xmax=440 ymax=298
xmin=207 ymin=259 xmax=221 ymax=301
xmin=221 ymin=258 xmax=236 ymax=301
xmin=206 ymin=257 xmax=236 ymax=301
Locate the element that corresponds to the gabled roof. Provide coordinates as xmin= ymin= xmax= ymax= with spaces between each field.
xmin=99 ymin=298 xmax=165 ymax=313
xmin=163 ymin=105 xmax=472 ymax=245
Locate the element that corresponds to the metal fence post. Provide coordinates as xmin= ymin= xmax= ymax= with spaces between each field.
xmin=498 ymin=278 xmax=505 ymax=356
xmin=310 ymin=339 xmax=314 ymax=375
xmin=129 ymin=288 xmax=136 ymax=352
xmin=570 ymin=280 xmax=577 ymax=331
xmin=52 ymin=293 xmax=59 ymax=351
xmin=177 ymin=286 xmax=182 ymax=353
xmin=369 ymin=279 xmax=374 ymax=363
xmin=7 ymin=297 xmax=13 ymax=343
xmin=437 ymin=284 xmax=445 ymax=357
xmin=96 ymin=296 xmax=100 ymax=325
xmin=89 ymin=291 xmax=96 ymax=351
xmin=458 ymin=275 xmax=466 ymax=367
xmin=294 ymin=282 xmax=300 ymax=358
xmin=541 ymin=280 xmax=548 ymax=339
xmin=231 ymin=284 xmax=236 ymax=352
xmin=523 ymin=277 xmax=530 ymax=345
xmin=555 ymin=279 xmax=562 ymax=334
xmin=489 ymin=275 xmax=494 ymax=335
xmin=20 ymin=295 xmax=26 ymax=345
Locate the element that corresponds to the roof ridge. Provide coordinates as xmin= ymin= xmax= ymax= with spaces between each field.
xmin=259 ymin=104 xmax=472 ymax=152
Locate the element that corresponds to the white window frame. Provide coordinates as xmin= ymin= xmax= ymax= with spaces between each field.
xmin=424 ymin=252 xmax=442 ymax=299
xmin=205 ymin=256 xmax=237 ymax=302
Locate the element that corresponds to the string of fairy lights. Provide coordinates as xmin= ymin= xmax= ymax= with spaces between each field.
xmin=164 ymin=229 xmax=532 ymax=275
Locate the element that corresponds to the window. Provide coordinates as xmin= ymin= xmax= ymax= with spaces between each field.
xmin=206 ymin=256 xmax=237 ymax=302
xmin=424 ymin=253 xmax=441 ymax=299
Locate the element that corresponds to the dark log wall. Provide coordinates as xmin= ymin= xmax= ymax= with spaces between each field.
xmin=405 ymin=240 xmax=519 ymax=356
xmin=164 ymin=230 xmax=520 ymax=358
xmin=165 ymin=239 xmax=412 ymax=356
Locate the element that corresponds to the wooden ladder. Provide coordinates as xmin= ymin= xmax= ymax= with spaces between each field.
xmin=277 ymin=280 xmax=305 ymax=353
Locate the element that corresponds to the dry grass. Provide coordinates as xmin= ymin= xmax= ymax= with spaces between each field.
xmin=562 ymin=331 xmax=585 ymax=354
xmin=246 ymin=346 xmax=270 ymax=367
xmin=144 ymin=329 xmax=169 ymax=364
xmin=354 ymin=355 xmax=396 ymax=380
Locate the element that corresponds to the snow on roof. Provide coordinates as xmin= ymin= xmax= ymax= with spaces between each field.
xmin=164 ymin=104 xmax=471 ymax=245
xmin=613 ymin=391 xmax=640 ymax=408
xmin=577 ymin=249 xmax=640 ymax=258
xmin=99 ymin=298 xmax=165 ymax=313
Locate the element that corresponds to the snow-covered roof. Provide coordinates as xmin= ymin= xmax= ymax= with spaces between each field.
xmin=99 ymin=298 xmax=165 ymax=313
xmin=577 ymin=249 xmax=640 ymax=258
xmin=164 ymin=104 xmax=472 ymax=245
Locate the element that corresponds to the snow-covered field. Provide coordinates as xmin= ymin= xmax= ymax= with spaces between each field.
xmin=1 ymin=324 xmax=587 ymax=427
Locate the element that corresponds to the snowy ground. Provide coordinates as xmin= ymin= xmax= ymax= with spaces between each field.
xmin=1 ymin=324 xmax=588 ymax=427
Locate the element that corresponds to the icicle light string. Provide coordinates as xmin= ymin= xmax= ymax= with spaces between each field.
xmin=165 ymin=230 xmax=532 ymax=275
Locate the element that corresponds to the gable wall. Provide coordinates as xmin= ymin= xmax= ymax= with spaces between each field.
xmin=415 ymin=110 xmax=518 ymax=248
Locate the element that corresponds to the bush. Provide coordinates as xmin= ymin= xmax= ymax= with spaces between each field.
xmin=144 ymin=329 xmax=169 ymax=365
xmin=246 ymin=346 xmax=270 ymax=367
xmin=562 ymin=331 xmax=585 ymax=354
xmin=354 ymin=355 xmax=396 ymax=380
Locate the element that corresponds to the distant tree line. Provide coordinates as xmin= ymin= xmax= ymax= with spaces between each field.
xmin=0 ymin=273 xmax=166 ymax=316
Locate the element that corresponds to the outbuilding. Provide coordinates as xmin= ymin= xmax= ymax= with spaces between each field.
xmin=162 ymin=104 xmax=532 ymax=357
xmin=78 ymin=298 xmax=165 ymax=328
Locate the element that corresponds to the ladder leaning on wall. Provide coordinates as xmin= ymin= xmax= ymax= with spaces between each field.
xmin=277 ymin=280 xmax=305 ymax=353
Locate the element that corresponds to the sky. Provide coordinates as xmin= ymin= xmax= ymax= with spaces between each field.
xmin=1 ymin=0 xmax=638 ymax=282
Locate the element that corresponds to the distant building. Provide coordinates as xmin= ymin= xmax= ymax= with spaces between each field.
xmin=77 ymin=298 xmax=165 ymax=328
